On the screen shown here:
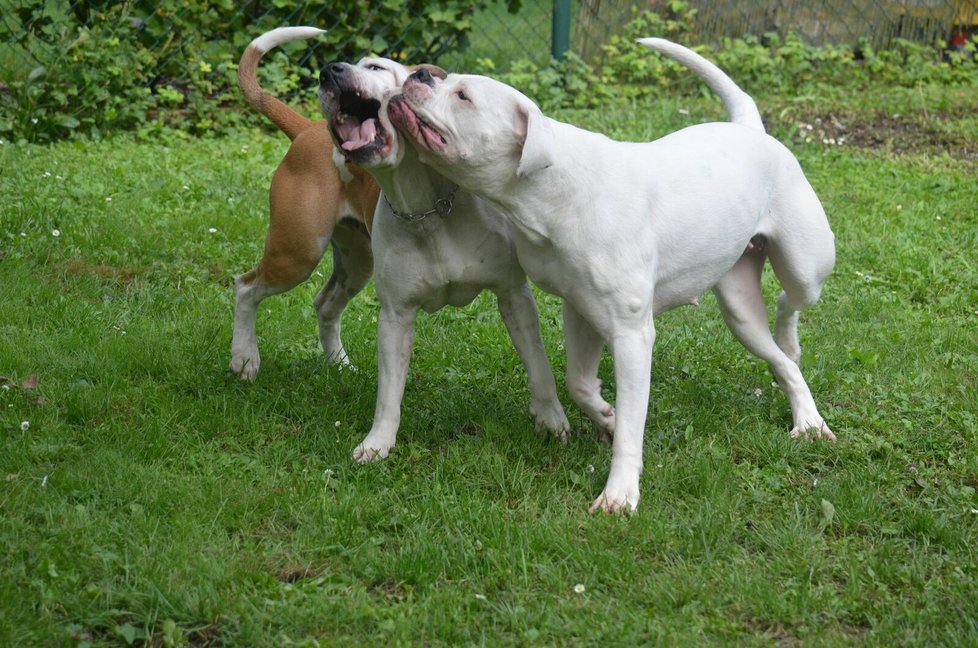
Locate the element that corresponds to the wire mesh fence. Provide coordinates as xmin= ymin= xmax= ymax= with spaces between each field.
xmin=463 ymin=0 xmax=978 ymax=70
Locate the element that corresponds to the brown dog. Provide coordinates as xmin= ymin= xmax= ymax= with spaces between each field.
xmin=230 ymin=27 xmax=380 ymax=380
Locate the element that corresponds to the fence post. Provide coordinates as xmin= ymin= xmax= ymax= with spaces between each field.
xmin=552 ymin=0 xmax=571 ymax=60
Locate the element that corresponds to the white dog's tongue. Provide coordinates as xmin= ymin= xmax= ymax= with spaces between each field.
xmin=340 ymin=118 xmax=378 ymax=151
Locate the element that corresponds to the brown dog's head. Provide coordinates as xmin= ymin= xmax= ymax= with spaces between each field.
xmin=319 ymin=57 xmax=446 ymax=168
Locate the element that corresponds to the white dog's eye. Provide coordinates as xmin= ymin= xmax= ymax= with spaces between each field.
xmin=456 ymin=90 xmax=471 ymax=102
xmin=367 ymin=64 xmax=386 ymax=72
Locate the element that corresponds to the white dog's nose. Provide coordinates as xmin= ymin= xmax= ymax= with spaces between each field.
xmin=321 ymin=62 xmax=349 ymax=86
xmin=409 ymin=67 xmax=435 ymax=87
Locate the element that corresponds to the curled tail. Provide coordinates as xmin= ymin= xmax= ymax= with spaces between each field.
xmin=238 ymin=26 xmax=325 ymax=141
xmin=637 ymin=37 xmax=765 ymax=133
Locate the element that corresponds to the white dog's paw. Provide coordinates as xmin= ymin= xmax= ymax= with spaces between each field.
xmin=230 ymin=349 xmax=260 ymax=381
xmin=789 ymin=419 xmax=836 ymax=442
xmin=591 ymin=404 xmax=616 ymax=445
xmin=353 ymin=436 xmax=394 ymax=463
xmin=325 ymin=348 xmax=358 ymax=372
xmin=588 ymin=482 xmax=639 ymax=515
xmin=530 ymin=402 xmax=571 ymax=443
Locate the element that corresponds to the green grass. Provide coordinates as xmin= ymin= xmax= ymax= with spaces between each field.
xmin=2 ymin=83 xmax=977 ymax=646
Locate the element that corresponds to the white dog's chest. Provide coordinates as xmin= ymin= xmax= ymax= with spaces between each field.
xmin=375 ymin=208 xmax=523 ymax=310
xmin=418 ymin=282 xmax=483 ymax=312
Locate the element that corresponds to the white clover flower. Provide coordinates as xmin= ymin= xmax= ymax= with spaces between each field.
xmin=20 ymin=421 xmax=29 ymax=431
xmin=42 ymin=171 xmax=51 ymax=178
xmin=52 ymin=229 xmax=61 ymax=237
xmin=208 ymin=227 xmax=218 ymax=234
xmin=334 ymin=420 xmax=341 ymax=428
xmin=573 ymin=584 xmax=585 ymax=594
xmin=105 ymin=196 xmax=112 ymax=202
xmin=586 ymin=464 xmax=594 ymax=473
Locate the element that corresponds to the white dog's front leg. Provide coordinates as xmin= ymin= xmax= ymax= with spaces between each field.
xmin=563 ymin=303 xmax=615 ymax=443
xmin=589 ymin=324 xmax=654 ymax=514
xmin=354 ymin=306 xmax=418 ymax=462
xmin=495 ymin=285 xmax=569 ymax=442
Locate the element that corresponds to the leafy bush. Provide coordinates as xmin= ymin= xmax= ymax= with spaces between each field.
xmin=0 ymin=0 xmax=518 ymax=142
xmin=2 ymin=0 xmax=975 ymax=142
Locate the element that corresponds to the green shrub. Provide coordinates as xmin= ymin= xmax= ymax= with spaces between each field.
xmin=2 ymin=0 xmax=975 ymax=142
xmin=0 ymin=0 xmax=519 ymax=142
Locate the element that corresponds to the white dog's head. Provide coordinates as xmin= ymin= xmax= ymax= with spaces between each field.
xmin=319 ymin=58 xmax=447 ymax=168
xmin=387 ymin=69 xmax=556 ymax=189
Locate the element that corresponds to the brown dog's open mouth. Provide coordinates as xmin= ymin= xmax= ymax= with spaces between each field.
xmin=388 ymin=95 xmax=446 ymax=152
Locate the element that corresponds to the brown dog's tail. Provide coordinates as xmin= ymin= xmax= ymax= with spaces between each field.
xmin=238 ymin=26 xmax=325 ymax=141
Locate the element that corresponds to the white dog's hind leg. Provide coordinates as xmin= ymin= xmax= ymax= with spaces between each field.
xmin=768 ymin=179 xmax=835 ymax=369
xmin=713 ymin=252 xmax=835 ymax=441
xmin=563 ymin=303 xmax=616 ymax=443
xmin=589 ymin=323 xmax=655 ymax=514
xmin=354 ymin=305 xmax=418 ymax=462
xmin=314 ymin=221 xmax=373 ymax=368
xmin=494 ymin=285 xmax=570 ymax=442
xmin=773 ymin=292 xmax=802 ymax=367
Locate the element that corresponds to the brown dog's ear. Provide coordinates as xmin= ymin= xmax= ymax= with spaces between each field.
xmin=409 ymin=64 xmax=448 ymax=80
xmin=516 ymin=100 xmax=555 ymax=178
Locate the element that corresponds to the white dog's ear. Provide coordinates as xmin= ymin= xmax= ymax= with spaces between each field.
xmin=515 ymin=101 xmax=555 ymax=178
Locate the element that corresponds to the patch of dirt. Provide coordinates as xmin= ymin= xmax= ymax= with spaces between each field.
xmin=275 ymin=562 xmax=315 ymax=583
xmin=62 ymin=258 xmax=144 ymax=283
xmin=768 ymin=109 xmax=978 ymax=160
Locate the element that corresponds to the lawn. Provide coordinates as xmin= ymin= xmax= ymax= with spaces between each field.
xmin=1 ymin=80 xmax=977 ymax=644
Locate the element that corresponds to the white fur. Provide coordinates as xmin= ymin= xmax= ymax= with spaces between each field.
xmin=638 ymin=38 xmax=764 ymax=131
xmin=320 ymin=60 xmax=569 ymax=462
xmin=393 ymin=38 xmax=836 ymax=513
xmin=331 ymin=147 xmax=354 ymax=183
xmin=250 ymin=26 xmax=325 ymax=54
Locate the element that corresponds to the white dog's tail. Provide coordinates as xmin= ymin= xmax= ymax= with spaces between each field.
xmin=637 ymin=37 xmax=765 ymax=133
xmin=238 ymin=26 xmax=325 ymax=141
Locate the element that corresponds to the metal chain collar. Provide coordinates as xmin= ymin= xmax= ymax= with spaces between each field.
xmin=383 ymin=184 xmax=459 ymax=223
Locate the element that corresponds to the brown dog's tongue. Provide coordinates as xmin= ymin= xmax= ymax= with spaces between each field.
xmin=341 ymin=118 xmax=378 ymax=151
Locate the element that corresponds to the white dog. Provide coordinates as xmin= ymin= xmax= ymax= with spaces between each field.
xmin=388 ymin=38 xmax=836 ymax=513
xmin=319 ymin=56 xmax=569 ymax=461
